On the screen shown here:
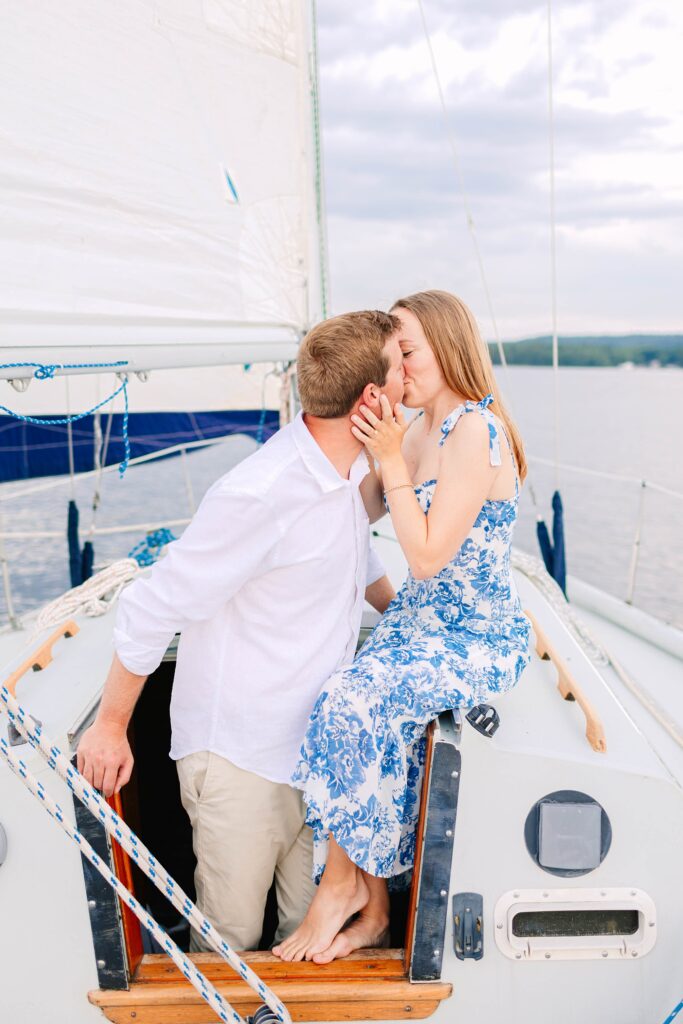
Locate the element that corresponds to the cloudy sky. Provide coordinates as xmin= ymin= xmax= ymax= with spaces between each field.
xmin=315 ymin=0 xmax=683 ymax=339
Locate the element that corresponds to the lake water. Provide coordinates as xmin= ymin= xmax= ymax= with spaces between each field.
xmin=1 ymin=367 xmax=681 ymax=630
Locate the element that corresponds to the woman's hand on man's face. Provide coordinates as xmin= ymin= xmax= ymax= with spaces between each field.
xmin=351 ymin=394 xmax=408 ymax=462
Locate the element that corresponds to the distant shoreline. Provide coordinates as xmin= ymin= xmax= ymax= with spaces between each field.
xmin=488 ymin=334 xmax=683 ymax=367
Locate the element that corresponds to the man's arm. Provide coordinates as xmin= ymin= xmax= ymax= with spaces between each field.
xmin=364 ymin=574 xmax=396 ymax=614
xmin=364 ymin=543 xmax=394 ymax=613
xmin=77 ymin=483 xmax=278 ymax=796
xmin=77 ymin=655 xmax=147 ymax=797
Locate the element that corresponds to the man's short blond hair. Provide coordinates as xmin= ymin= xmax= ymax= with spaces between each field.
xmin=296 ymin=310 xmax=400 ymax=418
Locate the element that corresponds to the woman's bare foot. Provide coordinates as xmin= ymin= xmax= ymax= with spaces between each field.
xmin=311 ymin=907 xmax=391 ymax=964
xmin=272 ymin=870 xmax=369 ymax=962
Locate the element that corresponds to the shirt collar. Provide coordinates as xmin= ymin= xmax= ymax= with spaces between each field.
xmin=292 ymin=411 xmax=370 ymax=493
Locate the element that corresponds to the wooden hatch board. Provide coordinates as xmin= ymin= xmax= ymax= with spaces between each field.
xmin=89 ymin=949 xmax=452 ymax=1022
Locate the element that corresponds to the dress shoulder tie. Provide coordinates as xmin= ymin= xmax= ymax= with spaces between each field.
xmin=438 ymin=392 xmax=501 ymax=466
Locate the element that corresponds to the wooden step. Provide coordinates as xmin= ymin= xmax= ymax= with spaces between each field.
xmin=88 ymin=949 xmax=452 ymax=1022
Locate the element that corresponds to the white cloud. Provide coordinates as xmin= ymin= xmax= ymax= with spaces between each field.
xmin=316 ymin=0 xmax=683 ymax=336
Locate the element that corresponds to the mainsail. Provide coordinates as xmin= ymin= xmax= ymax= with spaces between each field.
xmin=0 ymin=0 xmax=325 ymax=376
xmin=0 ymin=1 xmax=326 ymax=481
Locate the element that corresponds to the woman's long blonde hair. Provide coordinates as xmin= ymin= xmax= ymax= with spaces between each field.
xmin=392 ymin=289 xmax=527 ymax=481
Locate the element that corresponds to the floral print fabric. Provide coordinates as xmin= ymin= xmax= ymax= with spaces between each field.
xmin=291 ymin=395 xmax=531 ymax=880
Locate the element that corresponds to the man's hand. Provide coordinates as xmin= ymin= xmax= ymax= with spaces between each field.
xmin=75 ymin=654 xmax=148 ymax=798
xmin=77 ymin=720 xmax=134 ymax=797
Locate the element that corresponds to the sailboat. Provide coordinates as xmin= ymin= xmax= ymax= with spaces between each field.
xmin=1 ymin=3 xmax=682 ymax=1024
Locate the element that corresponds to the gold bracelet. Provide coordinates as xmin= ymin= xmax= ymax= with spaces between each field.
xmin=383 ymin=483 xmax=414 ymax=496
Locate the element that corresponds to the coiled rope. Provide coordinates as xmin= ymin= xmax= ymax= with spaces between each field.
xmin=31 ymin=559 xmax=140 ymax=636
xmin=0 ymin=684 xmax=290 ymax=1024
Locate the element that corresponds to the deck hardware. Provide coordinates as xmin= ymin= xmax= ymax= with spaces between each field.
xmin=525 ymin=790 xmax=612 ymax=877
xmin=7 ymin=715 xmax=41 ymax=747
xmin=465 ymin=704 xmax=500 ymax=737
xmin=249 ymin=1005 xmax=281 ymax=1024
xmin=0 ymin=821 xmax=7 ymax=866
xmin=453 ymin=893 xmax=484 ymax=960
xmin=3 ymin=621 xmax=79 ymax=697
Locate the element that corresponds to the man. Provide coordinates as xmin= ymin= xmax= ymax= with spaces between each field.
xmin=77 ymin=309 xmax=405 ymax=952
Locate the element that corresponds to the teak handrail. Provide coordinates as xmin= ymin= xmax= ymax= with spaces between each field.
xmin=3 ymin=620 xmax=79 ymax=696
xmin=525 ymin=609 xmax=607 ymax=754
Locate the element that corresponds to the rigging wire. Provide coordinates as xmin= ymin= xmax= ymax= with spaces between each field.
xmin=65 ymin=377 xmax=76 ymax=499
xmin=416 ymin=0 xmax=507 ymax=370
xmin=310 ymin=0 xmax=330 ymax=320
xmin=546 ymin=0 xmax=561 ymax=487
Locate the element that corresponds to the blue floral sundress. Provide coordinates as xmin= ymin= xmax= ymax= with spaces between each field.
xmin=291 ymin=394 xmax=531 ymax=881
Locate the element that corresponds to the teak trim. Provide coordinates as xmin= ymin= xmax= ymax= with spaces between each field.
xmin=3 ymin=619 xmax=79 ymax=696
xmin=403 ymin=721 xmax=435 ymax=972
xmin=525 ymin=608 xmax=607 ymax=753
xmin=89 ymin=950 xmax=452 ymax=1022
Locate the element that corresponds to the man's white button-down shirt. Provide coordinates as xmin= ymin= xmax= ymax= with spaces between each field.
xmin=114 ymin=412 xmax=385 ymax=784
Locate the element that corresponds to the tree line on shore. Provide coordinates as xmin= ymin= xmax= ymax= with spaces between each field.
xmin=488 ymin=334 xmax=683 ymax=367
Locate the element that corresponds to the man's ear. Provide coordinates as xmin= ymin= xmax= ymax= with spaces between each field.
xmin=360 ymin=381 xmax=381 ymax=411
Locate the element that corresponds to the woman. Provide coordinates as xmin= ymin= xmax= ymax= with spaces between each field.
xmin=273 ymin=290 xmax=531 ymax=964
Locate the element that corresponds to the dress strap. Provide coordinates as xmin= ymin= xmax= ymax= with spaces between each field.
xmin=438 ymin=393 xmax=501 ymax=467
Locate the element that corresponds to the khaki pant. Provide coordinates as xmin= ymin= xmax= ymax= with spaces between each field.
xmin=177 ymin=750 xmax=315 ymax=951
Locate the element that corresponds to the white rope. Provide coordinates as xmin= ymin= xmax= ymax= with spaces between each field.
xmin=0 ymin=686 xmax=291 ymax=1024
xmin=32 ymin=559 xmax=140 ymax=636
xmin=0 ymin=737 xmax=245 ymax=1024
xmin=546 ymin=0 xmax=561 ymax=488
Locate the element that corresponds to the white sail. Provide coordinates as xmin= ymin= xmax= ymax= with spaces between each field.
xmin=0 ymin=0 xmax=325 ymax=377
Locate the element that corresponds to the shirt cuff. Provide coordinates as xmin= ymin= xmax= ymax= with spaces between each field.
xmin=113 ymin=624 xmax=169 ymax=677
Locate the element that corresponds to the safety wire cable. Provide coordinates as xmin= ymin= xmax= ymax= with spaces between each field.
xmin=0 ymin=684 xmax=291 ymax=1024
